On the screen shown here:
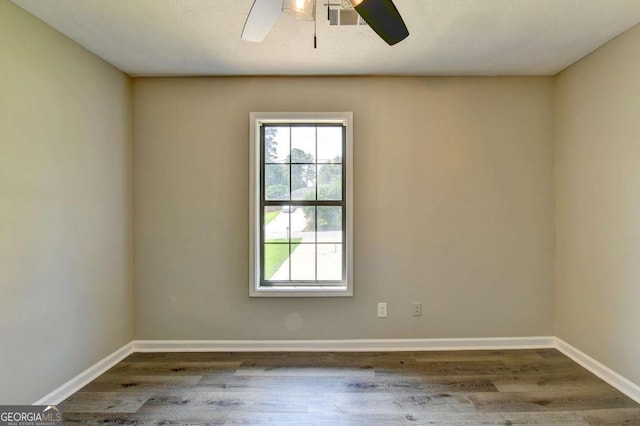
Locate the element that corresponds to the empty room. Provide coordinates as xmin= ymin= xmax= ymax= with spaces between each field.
xmin=1 ymin=0 xmax=639 ymax=424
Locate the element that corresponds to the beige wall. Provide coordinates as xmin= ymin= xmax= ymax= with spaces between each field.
xmin=134 ymin=76 xmax=555 ymax=340
xmin=555 ymin=24 xmax=640 ymax=385
xmin=0 ymin=1 xmax=133 ymax=403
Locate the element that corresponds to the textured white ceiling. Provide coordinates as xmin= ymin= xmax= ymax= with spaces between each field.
xmin=11 ymin=0 xmax=640 ymax=76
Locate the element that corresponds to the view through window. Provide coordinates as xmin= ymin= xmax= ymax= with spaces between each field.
xmin=262 ymin=124 xmax=345 ymax=283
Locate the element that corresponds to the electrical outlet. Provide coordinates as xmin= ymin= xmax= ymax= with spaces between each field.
xmin=413 ymin=302 xmax=422 ymax=316
xmin=377 ymin=302 xmax=387 ymax=318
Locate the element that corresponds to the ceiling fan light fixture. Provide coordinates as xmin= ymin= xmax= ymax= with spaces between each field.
xmin=282 ymin=0 xmax=316 ymax=21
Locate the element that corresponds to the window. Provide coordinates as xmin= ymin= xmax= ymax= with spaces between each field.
xmin=249 ymin=112 xmax=353 ymax=297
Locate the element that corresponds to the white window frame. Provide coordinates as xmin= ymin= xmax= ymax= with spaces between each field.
xmin=249 ymin=112 xmax=354 ymax=297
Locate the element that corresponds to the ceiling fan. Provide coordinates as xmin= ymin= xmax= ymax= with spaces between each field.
xmin=241 ymin=0 xmax=409 ymax=46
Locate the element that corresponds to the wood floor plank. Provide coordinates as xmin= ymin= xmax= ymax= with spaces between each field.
xmin=384 ymin=360 xmax=512 ymax=376
xmin=136 ymin=390 xmax=312 ymax=416
xmin=492 ymin=375 xmax=615 ymax=393
xmin=59 ymin=391 xmax=153 ymax=413
xmin=61 ymin=411 xmax=227 ymax=425
xmin=307 ymin=391 xmax=478 ymax=415
xmin=404 ymin=411 xmax=588 ymax=425
xmin=108 ymin=361 xmax=241 ymax=376
xmin=577 ymin=407 xmax=640 ymax=425
xmin=470 ymin=389 xmax=639 ymax=412
xmin=94 ymin=374 xmax=205 ymax=385
xmin=413 ymin=349 xmax=545 ymax=363
xmin=233 ymin=366 xmax=375 ymax=377
xmin=498 ymin=411 xmax=589 ymax=425
xmin=225 ymin=412 xmax=407 ymax=426
xmin=79 ymin=374 xmax=204 ymax=392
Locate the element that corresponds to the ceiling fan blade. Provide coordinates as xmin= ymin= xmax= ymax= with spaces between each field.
xmin=241 ymin=0 xmax=283 ymax=42
xmin=354 ymin=0 xmax=409 ymax=45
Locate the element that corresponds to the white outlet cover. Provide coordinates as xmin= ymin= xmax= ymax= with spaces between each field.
xmin=413 ymin=303 xmax=422 ymax=316
xmin=377 ymin=302 xmax=387 ymax=318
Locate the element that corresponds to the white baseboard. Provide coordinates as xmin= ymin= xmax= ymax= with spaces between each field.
xmin=132 ymin=336 xmax=556 ymax=352
xmin=34 ymin=337 xmax=640 ymax=407
xmin=555 ymin=338 xmax=640 ymax=404
xmin=33 ymin=342 xmax=134 ymax=406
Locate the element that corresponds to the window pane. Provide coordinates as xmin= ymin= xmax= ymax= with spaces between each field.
xmin=317 ymin=165 xmax=342 ymax=200
xmin=291 ymin=127 xmax=316 ymax=163
xmin=264 ymin=207 xmax=289 ymax=243
xmin=291 ymin=164 xmax=316 ymax=200
xmin=264 ymin=127 xmax=290 ymax=163
xmin=317 ymin=206 xmax=342 ymax=243
xmin=317 ymin=127 xmax=342 ymax=163
xmin=293 ymin=207 xmax=315 ymax=243
xmin=264 ymin=243 xmax=290 ymax=281
xmin=264 ymin=164 xmax=290 ymax=200
xmin=256 ymin=117 xmax=350 ymax=292
xmin=290 ymin=243 xmax=316 ymax=280
xmin=317 ymin=243 xmax=342 ymax=281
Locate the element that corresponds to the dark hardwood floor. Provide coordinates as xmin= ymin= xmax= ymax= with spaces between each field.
xmin=59 ymin=349 xmax=640 ymax=425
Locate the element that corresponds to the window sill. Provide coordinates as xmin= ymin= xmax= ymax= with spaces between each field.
xmin=250 ymin=285 xmax=352 ymax=298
